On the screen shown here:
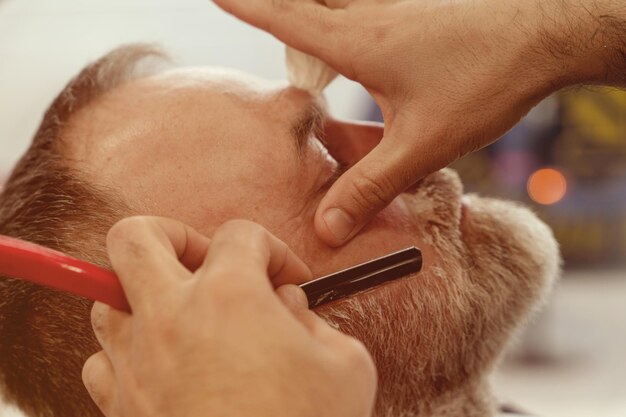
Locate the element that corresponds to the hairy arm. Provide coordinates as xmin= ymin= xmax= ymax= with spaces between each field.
xmin=213 ymin=0 xmax=626 ymax=246
xmin=532 ymin=0 xmax=626 ymax=87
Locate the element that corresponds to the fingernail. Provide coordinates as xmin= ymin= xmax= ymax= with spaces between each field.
xmin=292 ymin=286 xmax=309 ymax=309
xmin=322 ymin=208 xmax=355 ymax=242
xmin=284 ymin=285 xmax=299 ymax=302
xmin=279 ymin=285 xmax=308 ymax=310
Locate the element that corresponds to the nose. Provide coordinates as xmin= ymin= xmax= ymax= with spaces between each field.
xmin=323 ymin=119 xmax=385 ymax=167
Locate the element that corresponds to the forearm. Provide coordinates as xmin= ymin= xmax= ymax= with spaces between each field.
xmin=594 ymin=1 xmax=626 ymax=86
xmin=530 ymin=0 xmax=626 ymax=88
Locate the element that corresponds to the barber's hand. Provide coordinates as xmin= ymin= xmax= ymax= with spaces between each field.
xmin=82 ymin=217 xmax=377 ymax=417
xmin=213 ymin=0 xmax=621 ymax=246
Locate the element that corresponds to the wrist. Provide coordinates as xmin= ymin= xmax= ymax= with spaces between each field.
xmin=522 ymin=0 xmax=626 ymax=89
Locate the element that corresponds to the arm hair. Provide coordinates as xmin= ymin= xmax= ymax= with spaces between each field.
xmin=533 ymin=0 xmax=626 ymax=86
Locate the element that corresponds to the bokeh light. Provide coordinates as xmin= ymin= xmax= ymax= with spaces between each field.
xmin=527 ymin=168 xmax=568 ymax=205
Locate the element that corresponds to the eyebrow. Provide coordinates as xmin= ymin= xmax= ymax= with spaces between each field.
xmin=290 ymin=100 xmax=327 ymax=157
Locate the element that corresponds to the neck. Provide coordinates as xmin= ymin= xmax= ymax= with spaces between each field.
xmin=425 ymin=378 xmax=495 ymax=417
xmin=375 ymin=376 xmax=495 ymax=417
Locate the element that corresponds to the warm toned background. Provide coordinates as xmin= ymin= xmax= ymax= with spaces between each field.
xmin=1 ymin=1 xmax=625 ymax=417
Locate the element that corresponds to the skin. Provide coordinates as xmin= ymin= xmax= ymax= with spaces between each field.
xmin=67 ymin=68 xmax=436 ymax=279
xmin=64 ymin=68 xmax=559 ymax=417
xmin=211 ymin=0 xmax=626 ymax=246
xmin=66 ymin=70 xmax=409 ymax=417
xmin=83 ymin=217 xmax=378 ymax=417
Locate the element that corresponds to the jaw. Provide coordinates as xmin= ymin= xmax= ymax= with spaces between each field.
xmin=458 ymin=192 xmax=560 ymax=328
xmin=317 ymin=170 xmax=560 ymax=417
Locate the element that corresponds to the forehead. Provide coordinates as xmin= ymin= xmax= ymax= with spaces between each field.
xmin=66 ymin=66 xmax=305 ymax=171
xmin=149 ymin=67 xmax=287 ymax=95
xmin=70 ymin=67 xmax=293 ymax=142
xmin=65 ymin=67 xmax=311 ymax=221
xmin=69 ymin=66 xmax=300 ymax=133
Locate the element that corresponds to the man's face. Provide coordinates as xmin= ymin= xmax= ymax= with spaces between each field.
xmin=68 ymin=67 xmax=438 ymax=278
xmin=67 ymin=68 xmax=558 ymax=410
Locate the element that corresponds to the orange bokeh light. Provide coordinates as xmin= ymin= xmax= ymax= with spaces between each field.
xmin=527 ymin=168 xmax=567 ymax=205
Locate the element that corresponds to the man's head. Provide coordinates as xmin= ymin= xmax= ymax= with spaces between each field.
xmin=0 ymin=45 xmax=559 ymax=417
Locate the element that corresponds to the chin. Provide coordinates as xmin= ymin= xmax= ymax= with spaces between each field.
xmin=316 ymin=169 xmax=560 ymax=417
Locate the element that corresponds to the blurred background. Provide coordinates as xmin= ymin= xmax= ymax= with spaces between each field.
xmin=0 ymin=0 xmax=624 ymax=416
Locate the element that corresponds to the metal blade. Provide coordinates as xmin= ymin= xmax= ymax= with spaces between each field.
xmin=300 ymin=247 xmax=422 ymax=308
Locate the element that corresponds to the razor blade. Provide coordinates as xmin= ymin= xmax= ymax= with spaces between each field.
xmin=299 ymin=247 xmax=423 ymax=309
xmin=0 ymin=235 xmax=421 ymax=312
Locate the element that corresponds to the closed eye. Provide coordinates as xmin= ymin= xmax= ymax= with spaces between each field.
xmin=290 ymin=101 xmax=327 ymax=158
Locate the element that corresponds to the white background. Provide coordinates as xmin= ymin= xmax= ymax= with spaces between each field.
xmin=0 ymin=0 xmax=370 ymax=178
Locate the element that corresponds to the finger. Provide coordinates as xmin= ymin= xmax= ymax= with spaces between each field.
xmin=275 ymin=285 xmax=346 ymax=341
xmin=200 ymin=220 xmax=312 ymax=288
xmin=91 ymin=302 xmax=130 ymax=361
xmin=275 ymin=284 xmax=309 ymax=311
xmin=315 ymin=116 xmax=441 ymax=246
xmin=106 ymin=216 xmax=211 ymax=310
xmin=275 ymin=285 xmax=323 ymax=334
xmin=106 ymin=217 xmax=189 ymax=312
xmin=83 ymin=351 xmax=117 ymax=416
xmin=212 ymin=0 xmax=347 ymax=68
xmin=324 ymin=119 xmax=384 ymax=166
xmin=276 ymin=285 xmax=374 ymax=376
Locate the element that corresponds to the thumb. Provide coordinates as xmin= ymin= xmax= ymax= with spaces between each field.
xmin=315 ymin=119 xmax=444 ymax=246
xmin=276 ymin=284 xmax=309 ymax=312
xmin=276 ymin=285 xmax=338 ymax=339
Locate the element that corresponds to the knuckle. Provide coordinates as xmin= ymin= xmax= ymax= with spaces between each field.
xmin=309 ymin=7 xmax=334 ymax=33
xmin=203 ymin=264 xmax=236 ymax=286
xmin=82 ymin=355 xmax=107 ymax=403
xmin=340 ymin=337 xmax=374 ymax=368
xmin=207 ymin=264 xmax=257 ymax=292
xmin=219 ymin=219 xmax=263 ymax=235
xmin=201 ymin=263 xmax=264 ymax=303
xmin=82 ymin=357 xmax=96 ymax=385
xmin=214 ymin=220 xmax=268 ymax=253
xmin=107 ymin=216 xmax=152 ymax=248
xmin=348 ymin=169 xmax=398 ymax=212
xmin=90 ymin=304 xmax=108 ymax=336
xmin=271 ymin=0 xmax=287 ymax=12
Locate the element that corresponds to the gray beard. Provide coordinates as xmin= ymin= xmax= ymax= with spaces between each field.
xmin=315 ymin=193 xmax=559 ymax=417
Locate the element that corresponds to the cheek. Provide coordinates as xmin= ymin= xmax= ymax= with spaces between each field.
xmin=300 ymin=202 xmax=431 ymax=278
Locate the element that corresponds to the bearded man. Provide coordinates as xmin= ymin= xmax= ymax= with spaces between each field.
xmin=0 ymin=45 xmax=559 ymax=417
